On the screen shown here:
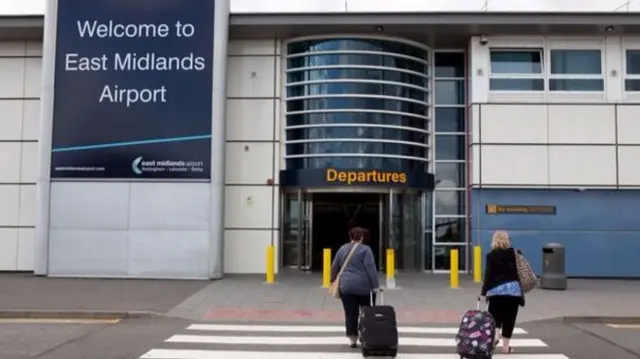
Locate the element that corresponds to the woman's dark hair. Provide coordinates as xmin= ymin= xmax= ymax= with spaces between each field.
xmin=349 ymin=226 xmax=366 ymax=242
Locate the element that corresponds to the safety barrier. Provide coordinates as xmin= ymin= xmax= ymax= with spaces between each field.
xmin=450 ymin=248 xmax=459 ymax=288
xmin=265 ymin=245 xmax=275 ymax=284
xmin=322 ymin=248 xmax=331 ymax=288
xmin=473 ymin=245 xmax=482 ymax=283
xmin=386 ymin=248 xmax=396 ymax=289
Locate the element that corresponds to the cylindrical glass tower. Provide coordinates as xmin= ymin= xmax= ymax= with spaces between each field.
xmin=284 ymin=36 xmax=431 ymax=172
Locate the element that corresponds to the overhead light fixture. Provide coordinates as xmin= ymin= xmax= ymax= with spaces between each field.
xmin=605 ymin=25 xmax=615 ymax=32
xmin=375 ymin=25 xmax=384 ymax=32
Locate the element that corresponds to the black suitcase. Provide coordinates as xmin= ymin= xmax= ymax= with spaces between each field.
xmin=359 ymin=289 xmax=398 ymax=358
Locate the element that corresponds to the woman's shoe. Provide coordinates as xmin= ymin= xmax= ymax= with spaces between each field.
xmin=348 ymin=336 xmax=357 ymax=348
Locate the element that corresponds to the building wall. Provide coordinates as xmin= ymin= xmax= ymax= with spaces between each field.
xmin=224 ymin=39 xmax=281 ymax=274
xmin=469 ymin=35 xmax=640 ymax=277
xmin=0 ymin=41 xmax=41 ymax=271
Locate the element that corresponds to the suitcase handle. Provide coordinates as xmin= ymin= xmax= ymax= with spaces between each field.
xmin=371 ymin=289 xmax=383 ymax=306
xmin=476 ymin=296 xmax=488 ymax=310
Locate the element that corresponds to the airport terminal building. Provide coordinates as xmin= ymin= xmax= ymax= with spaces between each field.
xmin=1 ymin=0 xmax=640 ymax=279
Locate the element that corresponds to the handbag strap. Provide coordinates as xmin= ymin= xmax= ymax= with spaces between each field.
xmin=336 ymin=243 xmax=360 ymax=280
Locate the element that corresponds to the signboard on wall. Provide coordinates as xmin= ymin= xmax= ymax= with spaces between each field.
xmin=279 ymin=169 xmax=436 ymax=189
xmin=486 ymin=204 xmax=557 ymax=215
xmin=50 ymin=0 xmax=214 ymax=179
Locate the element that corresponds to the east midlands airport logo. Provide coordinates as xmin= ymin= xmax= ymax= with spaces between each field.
xmin=132 ymin=156 xmax=143 ymax=175
xmin=131 ymin=156 xmax=205 ymax=175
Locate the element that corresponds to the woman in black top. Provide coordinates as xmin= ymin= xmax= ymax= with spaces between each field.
xmin=480 ymin=231 xmax=524 ymax=354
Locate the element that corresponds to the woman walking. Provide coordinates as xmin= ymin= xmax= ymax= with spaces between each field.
xmin=330 ymin=227 xmax=379 ymax=348
xmin=480 ymin=230 xmax=525 ymax=355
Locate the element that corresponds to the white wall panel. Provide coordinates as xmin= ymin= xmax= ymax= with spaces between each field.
xmin=616 ymin=106 xmax=640 ymax=144
xmin=129 ymin=183 xmax=210 ymax=230
xmin=227 ymin=56 xmax=276 ymax=98
xmin=23 ymin=58 xmax=41 ymax=98
xmin=224 ymin=229 xmax=279 ymax=274
xmin=480 ymin=145 xmax=548 ymax=185
xmin=0 ymin=58 xmax=25 ymax=97
xmin=18 ymin=185 xmax=35 ymax=226
xmin=229 ymin=39 xmax=277 ymax=56
xmin=0 ymin=41 xmax=26 ymax=56
xmin=0 ymin=185 xmax=19 ymax=226
xmin=25 ymin=41 xmax=42 ymax=56
xmin=0 ymin=228 xmax=17 ymax=270
xmin=0 ymin=143 xmax=21 ymax=183
xmin=225 ymin=142 xmax=274 ymax=185
xmin=17 ymin=228 xmax=34 ymax=270
xmin=48 ymin=229 xmax=129 ymax=276
xmin=226 ymin=99 xmax=275 ymax=141
xmin=618 ymin=146 xmax=640 ymax=186
xmin=224 ymin=185 xmax=273 ymax=228
xmin=20 ymin=142 xmax=37 ymax=183
xmin=549 ymin=146 xmax=617 ymax=185
xmin=49 ymin=182 xmax=130 ymax=230
xmin=0 ymin=100 xmax=23 ymax=140
xmin=471 ymin=144 xmax=480 ymax=185
xmin=21 ymin=100 xmax=40 ymax=140
xmin=548 ymin=105 xmax=616 ymax=144
xmin=479 ymin=105 xmax=547 ymax=143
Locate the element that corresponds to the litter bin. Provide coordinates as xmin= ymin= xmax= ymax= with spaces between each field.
xmin=539 ymin=243 xmax=567 ymax=290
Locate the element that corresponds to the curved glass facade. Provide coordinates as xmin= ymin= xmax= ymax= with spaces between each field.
xmin=285 ymin=37 xmax=431 ymax=172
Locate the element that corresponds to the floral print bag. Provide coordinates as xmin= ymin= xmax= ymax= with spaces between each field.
xmin=455 ymin=299 xmax=496 ymax=359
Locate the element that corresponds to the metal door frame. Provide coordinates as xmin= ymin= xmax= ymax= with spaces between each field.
xmin=296 ymin=190 xmax=313 ymax=271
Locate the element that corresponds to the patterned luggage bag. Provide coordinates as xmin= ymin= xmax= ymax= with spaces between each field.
xmin=455 ymin=299 xmax=496 ymax=359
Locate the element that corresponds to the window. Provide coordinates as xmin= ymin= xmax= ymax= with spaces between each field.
xmin=489 ymin=49 xmax=544 ymax=91
xmin=549 ymin=49 xmax=603 ymax=91
xmin=625 ymin=49 xmax=640 ymax=91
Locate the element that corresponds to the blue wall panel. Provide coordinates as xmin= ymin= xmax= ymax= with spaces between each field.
xmin=471 ymin=189 xmax=640 ymax=278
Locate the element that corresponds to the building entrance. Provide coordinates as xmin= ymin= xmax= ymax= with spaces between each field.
xmin=312 ymin=193 xmax=380 ymax=271
xmin=280 ymin=189 xmax=425 ymax=273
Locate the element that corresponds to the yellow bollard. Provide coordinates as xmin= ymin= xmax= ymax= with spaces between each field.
xmin=473 ymin=245 xmax=482 ymax=283
xmin=450 ymin=248 xmax=459 ymax=288
xmin=322 ymin=248 xmax=331 ymax=288
xmin=265 ymin=245 xmax=275 ymax=284
xmin=386 ymin=249 xmax=395 ymax=279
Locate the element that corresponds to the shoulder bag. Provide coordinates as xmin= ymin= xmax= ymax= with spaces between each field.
xmin=514 ymin=248 xmax=538 ymax=293
xmin=328 ymin=243 xmax=360 ymax=299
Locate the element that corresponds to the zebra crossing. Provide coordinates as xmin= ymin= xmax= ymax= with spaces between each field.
xmin=139 ymin=323 xmax=571 ymax=359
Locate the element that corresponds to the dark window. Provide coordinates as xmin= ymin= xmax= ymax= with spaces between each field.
xmin=490 ymin=50 xmax=542 ymax=74
xmin=435 ymin=135 xmax=465 ymax=160
xmin=435 ymin=107 xmax=465 ymax=133
xmin=434 ymin=52 xmax=465 ymax=78
xmin=287 ymin=54 xmax=427 ymax=74
xmin=490 ymin=79 xmax=544 ymax=91
xmin=435 ymin=80 xmax=465 ymax=105
xmin=434 ymin=218 xmax=466 ymax=243
xmin=550 ymin=49 xmax=601 ymax=75
xmin=549 ymin=79 xmax=604 ymax=91
xmin=626 ymin=50 xmax=640 ymax=75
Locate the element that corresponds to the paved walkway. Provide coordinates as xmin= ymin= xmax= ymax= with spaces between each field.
xmin=165 ymin=273 xmax=640 ymax=323
xmin=0 ymin=273 xmax=639 ymax=324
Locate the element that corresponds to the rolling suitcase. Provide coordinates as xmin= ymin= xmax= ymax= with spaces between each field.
xmin=455 ymin=298 xmax=496 ymax=359
xmin=359 ymin=289 xmax=399 ymax=358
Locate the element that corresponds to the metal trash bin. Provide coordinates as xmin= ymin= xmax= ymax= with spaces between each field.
xmin=539 ymin=243 xmax=567 ymax=290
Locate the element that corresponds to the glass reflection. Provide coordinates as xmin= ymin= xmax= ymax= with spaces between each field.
xmin=286 ymin=142 xmax=426 ymax=158
xmin=435 ymin=218 xmax=466 ymax=243
xmin=287 ymin=112 xmax=428 ymax=128
xmin=287 ymin=82 xmax=427 ymax=102
xmin=287 ymin=98 xmax=427 ymax=115
xmin=287 ymin=39 xmax=428 ymax=60
xmin=288 ymin=69 xmax=428 ymax=87
xmin=435 ymin=80 xmax=465 ymax=105
xmin=286 ymin=157 xmax=427 ymax=171
xmin=435 ymin=107 xmax=465 ymax=133
xmin=286 ymin=125 xmax=428 ymax=144
xmin=434 ymin=53 xmax=465 ymax=78
xmin=435 ymin=162 xmax=465 ymax=188
xmin=288 ymin=54 xmax=427 ymax=73
xmin=434 ymin=245 xmax=466 ymax=270
xmin=434 ymin=190 xmax=465 ymax=216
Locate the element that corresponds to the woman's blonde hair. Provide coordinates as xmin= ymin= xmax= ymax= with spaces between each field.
xmin=491 ymin=230 xmax=511 ymax=249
